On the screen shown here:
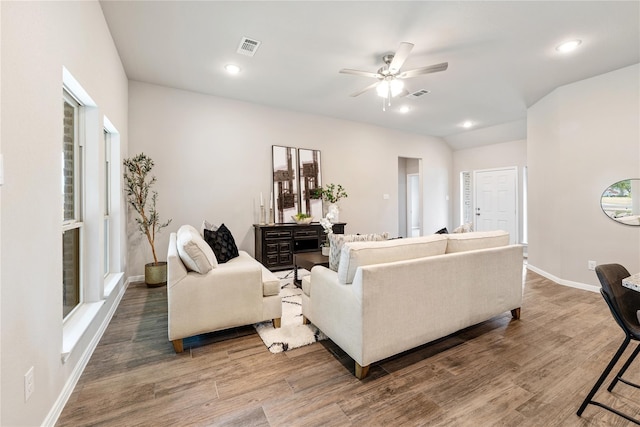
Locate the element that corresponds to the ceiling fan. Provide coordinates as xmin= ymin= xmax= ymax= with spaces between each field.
xmin=339 ymin=42 xmax=448 ymax=110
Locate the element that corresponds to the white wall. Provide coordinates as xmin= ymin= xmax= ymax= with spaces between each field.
xmin=528 ymin=64 xmax=640 ymax=288
xmin=1 ymin=2 xmax=128 ymax=425
xmin=452 ymin=139 xmax=527 ymax=241
xmin=128 ymin=81 xmax=453 ymax=273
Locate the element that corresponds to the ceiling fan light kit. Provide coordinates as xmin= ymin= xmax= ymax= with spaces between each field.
xmin=339 ymin=41 xmax=448 ymax=111
xmin=376 ymin=79 xmax=404 ymax=98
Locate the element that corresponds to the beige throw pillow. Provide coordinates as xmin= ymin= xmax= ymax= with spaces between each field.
xmin=177 ymin=224 xmax=218 ymax=273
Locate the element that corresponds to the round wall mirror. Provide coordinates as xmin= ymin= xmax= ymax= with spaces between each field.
xmin=601 ymin=178 xmax=640 ymax=226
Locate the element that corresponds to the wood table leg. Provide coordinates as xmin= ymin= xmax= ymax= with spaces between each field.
xmin=355 ymin=362 xmax=370 ymax=379
xmin=172 ymin=339 xmax=184 ymax=353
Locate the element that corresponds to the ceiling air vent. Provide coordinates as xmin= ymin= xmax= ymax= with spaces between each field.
xmin=409 ymin=89 xmax=431 ymax=98
xmin=237 ymin=37 xmax=261 ymax=57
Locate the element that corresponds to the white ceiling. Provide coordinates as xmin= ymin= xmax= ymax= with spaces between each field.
xmin=100 ymin=1 xmax=640 ymax=150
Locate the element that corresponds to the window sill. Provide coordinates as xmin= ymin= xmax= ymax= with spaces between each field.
xmin=104 ymin=272 xmax=124 ymax=297
xmin=62 ymin=301 xmax=104 ymax=363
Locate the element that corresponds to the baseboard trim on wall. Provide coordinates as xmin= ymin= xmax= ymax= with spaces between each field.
xmin=130 ymin=274 xmax=144 ymax=283
xmin=527 ymin=264 xmax=600 ymax=293
xmin=44 ymin=276 xmax=132 ymax=427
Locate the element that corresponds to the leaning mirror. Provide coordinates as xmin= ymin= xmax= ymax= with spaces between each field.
xmin=600 ymin=178 xmax=640 ymax=226
xmin=272 ymin=146 xmax=298 ymax=223
xmin=298 ymin=148 xmax=322 ymax=219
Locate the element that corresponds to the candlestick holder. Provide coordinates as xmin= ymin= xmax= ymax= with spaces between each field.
xmin=260 ymin=205 xmax=266 ymax=225
xmin=269 ymin=207 xmax=275 ymax=225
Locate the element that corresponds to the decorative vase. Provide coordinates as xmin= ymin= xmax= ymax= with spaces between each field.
xmin=145 ymin=262 xmax=167 ymax=288
xmin=327 ymin=203 xmax=340 ymax=223
xmin=321 ymin=245 xmax=330 ymax=256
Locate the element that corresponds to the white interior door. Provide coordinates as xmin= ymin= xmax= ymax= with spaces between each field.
xmin=474 ymin=167 xmax=518 ymax=244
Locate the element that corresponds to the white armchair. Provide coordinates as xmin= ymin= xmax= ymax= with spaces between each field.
xmin=167 ymin=228 xmax=282 ymax=352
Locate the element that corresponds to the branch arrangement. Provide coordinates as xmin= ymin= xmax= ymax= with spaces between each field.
xmin=123 ymin=153 xmax=171 ymax=265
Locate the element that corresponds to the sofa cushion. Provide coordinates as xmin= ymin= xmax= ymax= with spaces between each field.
xmin=329 ymin=232 xmax=389 ymax=272
xmin=445 ymin=230 xmax=510 ymax=253
xmin=261 ymin=268 xmax=280 ymax=297
xmin=176 ymin=225 xmax=217 ymax=273
xmin=204 ymin=224 xmax=239 ymax=263
xmin=337 ymin=234 xmax=448 ymax=284
xmin=301 ymin=275 xmax=312 ymax=297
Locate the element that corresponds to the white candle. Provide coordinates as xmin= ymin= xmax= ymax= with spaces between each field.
xmin=260 ymin=192 xmax=263 ymax=206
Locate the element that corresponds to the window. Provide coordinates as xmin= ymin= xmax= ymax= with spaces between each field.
xmin=61 ymin=67 xmax=124 ymax=360
xmin=102 ymin=116 xmax=122 ymax=296
xmin=62 ymin=90 xmax=84 ymax=319
xmin=103 ymin=129 xmax=110 ymax=277
xmin=460 ymin=171 xmax=472 ymax=226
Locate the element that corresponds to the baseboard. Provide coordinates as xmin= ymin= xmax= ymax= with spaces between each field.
xmin=527 ymin=264 xmax=600 ymax=293
xmin=43 ymin=276 xmax=131 ymax=426
xmin=130 ymin=274 xmax=144 ymax=283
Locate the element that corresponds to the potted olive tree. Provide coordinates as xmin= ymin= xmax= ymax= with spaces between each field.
xmin=123 ymin=153 xmax=172 ymax=287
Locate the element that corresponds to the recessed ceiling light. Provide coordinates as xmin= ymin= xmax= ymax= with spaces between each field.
xmin=461 ymin=121 xmax=474 ymax=129
xmin=556 ymin=39 xmax=582 ymax=53
xmin=398 ymin=105 xmax=410 ymax=114
xmin=224 ymin=64 xmax=241 ymax=75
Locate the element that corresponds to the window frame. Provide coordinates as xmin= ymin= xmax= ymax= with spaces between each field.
xmin=103 ymin=129 xmax=111 ymax=278
xmin=62 ymin=88 xmax=85 ymax=321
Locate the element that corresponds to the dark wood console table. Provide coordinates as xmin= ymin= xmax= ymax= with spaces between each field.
xmin=294 ymin=251 xmax=329 ymax=286
xmin=253 ymin=222 xmax=345 ymax=271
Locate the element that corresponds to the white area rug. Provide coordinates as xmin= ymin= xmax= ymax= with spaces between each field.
xmin=254 ymin=270 xmax=327 ymax=353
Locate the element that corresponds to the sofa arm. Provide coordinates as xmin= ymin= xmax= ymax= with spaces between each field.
xmin=167 ymin=233 xmax=187 ymax=287
xmin=306 ymin=266 xmax=364 ymax=362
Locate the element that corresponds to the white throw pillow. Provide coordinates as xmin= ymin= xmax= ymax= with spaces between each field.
xmin=200 ymin=219 xmax=218 ymax=237
xmin=177 ymin=224 xmax=217 ymax=273
xmin=453 ymin=222 xmax=474 ymax=233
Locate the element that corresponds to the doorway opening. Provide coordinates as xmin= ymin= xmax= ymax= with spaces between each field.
xmin=398 ymin=157 xmax=422 ymax=238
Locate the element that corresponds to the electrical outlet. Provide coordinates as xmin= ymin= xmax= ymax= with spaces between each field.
xmin=24 ymin=367 xmax=34 ymax=402
xmin=588 ymin=260 xmax=597 ymax=271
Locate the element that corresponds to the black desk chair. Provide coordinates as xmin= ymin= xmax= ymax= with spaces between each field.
xmin=577 ymin=263 xmax=640 ymax=424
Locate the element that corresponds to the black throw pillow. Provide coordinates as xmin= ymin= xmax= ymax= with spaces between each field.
xmin=204 ymin=224 xmax=239 ymax=263
xmin=435 ymin=227 xmax=449 ymax=234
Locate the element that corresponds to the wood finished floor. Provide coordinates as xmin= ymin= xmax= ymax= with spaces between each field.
xmin=57 ymin=269 xmax=640 ymax=426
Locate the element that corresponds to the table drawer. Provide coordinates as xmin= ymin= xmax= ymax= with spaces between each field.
xmin=264 ymin=230 xmax=292 ymax=239
xmin=294 ymin=229 xmax=318 ymax=238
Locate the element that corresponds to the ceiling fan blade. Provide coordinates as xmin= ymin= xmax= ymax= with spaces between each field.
xmin=350 ymin=81 xmax=380 ymax=97
xmin=398 ymin=62 xmax=448 ymax=79
xmin=339 ymin=68 xmax=381 ymax=79
xmin=388 ymin=42 xmax=414 ymax=74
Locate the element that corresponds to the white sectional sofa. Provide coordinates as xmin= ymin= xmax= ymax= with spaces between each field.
xmin=167 ymin=227 xmax=282 ymax=353
xmin=301 ymin=230 xmax=523 ymax=379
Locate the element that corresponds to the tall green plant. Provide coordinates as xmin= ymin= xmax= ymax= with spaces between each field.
xmin=123 ymin=153 xmax=171 ymax=265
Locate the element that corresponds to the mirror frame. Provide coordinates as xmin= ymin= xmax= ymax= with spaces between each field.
xmin=298 ymin=148 xmax=322 ymax=219
xmin=600 ymin=178 xmax=640 ymax=226
xmin=272 ymin=145 xmax=298 ymax=223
